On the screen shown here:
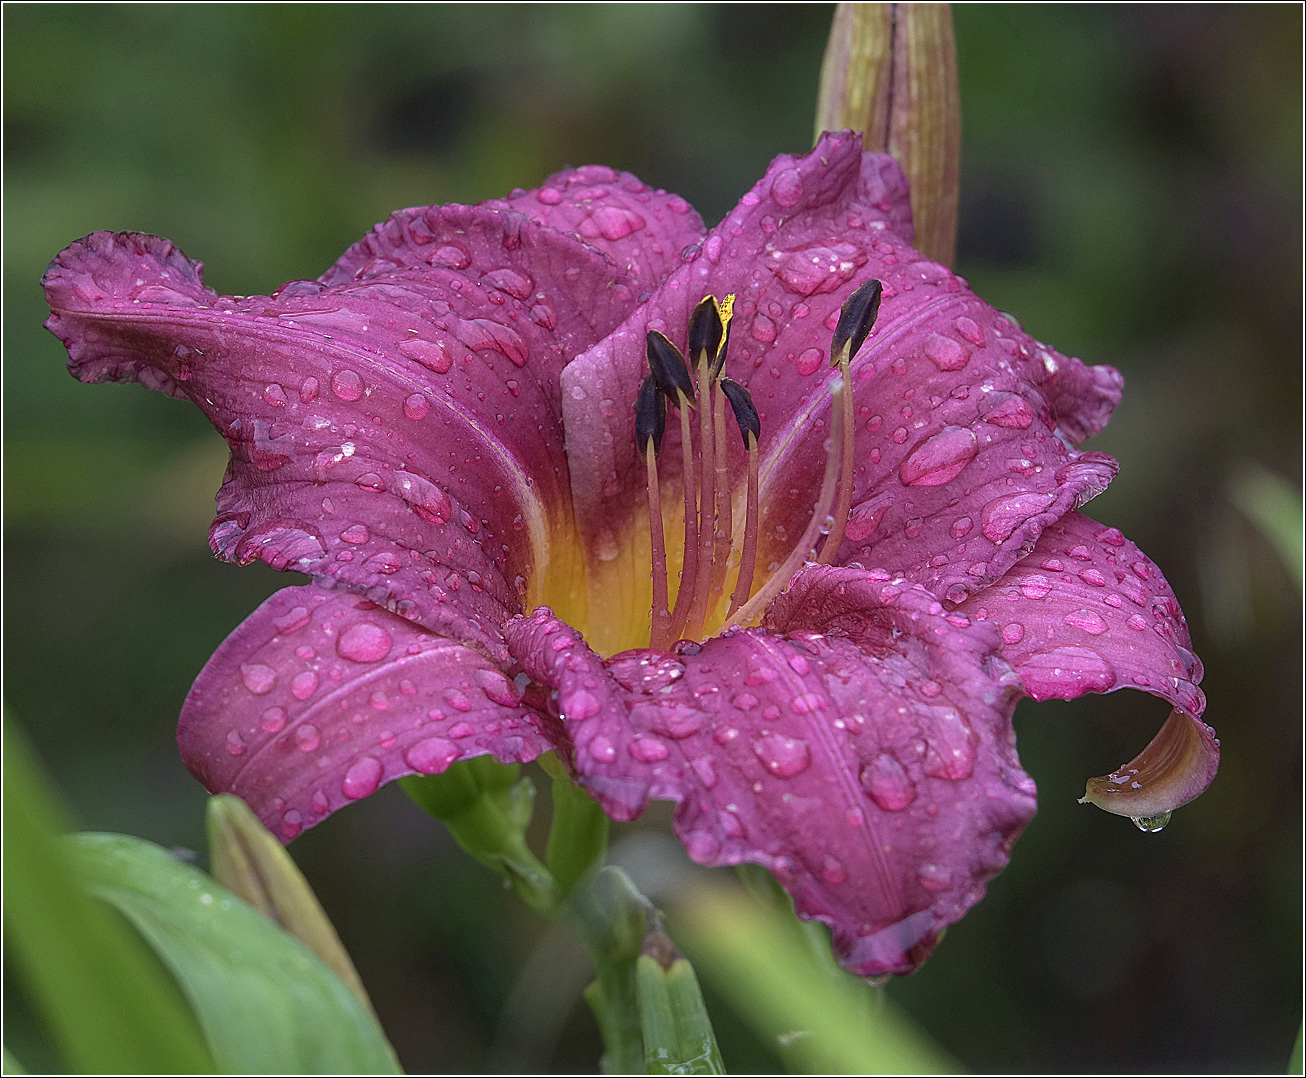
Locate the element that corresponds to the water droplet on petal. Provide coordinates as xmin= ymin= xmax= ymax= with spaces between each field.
xmin=922 ymin=332 xmax=969 ymax=371
xmin=752 ymin=734 xmax=811 ymax=777
xmin=981 ymin=492 xmax=1056 ymax=542
xmin=291 ymin=670 xmax=319 ymax=700
xmin=340 ymin=523 xmax=369 ymax=544
xmin=1020 ymin=575 xmax=1053 ymax=600
xmin=330 ymin=369 xmax=364 ymax=401
xmin=1132 ymin=810 xmax=1171 ymax=833
xmin=795 ymin=347 xmax=823 ymax=375
xmin=821 ymin=855 xmax=847 ymax=885
xmin=225 ymin=730 xmax=247 ymax=756
xmin=899 ymin=426 xmax=978 ymax=487
xmin=406 ymin=737 xmax=460 ymax=774
xmin=261 ymin=706 xmax=287 ymax=733
xmin=336 ymin=622 xmax=393 ymax=662
xmin=578 ymin=205 xmax=646 ymax=241
xmin=398 ymin=337 xmax=454 ymax=374
xmin=240 ymin=663 xmax=278 ymax=695
xmin=403 ymin=393 xmax=430 ymax=421
xmin=861 ymin=753 xmax=917 ymax=811
xmin=281 ymin=810 xmax=304 ymax=839
xmin=342 ymin=756 xmax=384 ymax=799
xmin=629 ymin=737 xmax=670 ymax=763
xmin=684 ymin=830 xmax=721 ymax=862
xmin=295 ymin=724 xmax=321 ymax=752
xmin=562 ymin=689 xmax=600 ymax=721
xmin=589 ymin=735 xmax=616 ymax=762
xmin=1063 ymin=608 xmax=1108 ymax=635
xmin=917 ymin=863 xmax=952 ymax=892
xmin=770 ymin=168 xmax=804 ymax=207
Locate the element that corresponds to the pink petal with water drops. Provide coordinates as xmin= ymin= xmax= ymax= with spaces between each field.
xmin=504 ymin=569 xmax=1037 ymax=978
xmin=43 ymin=209 xmax=635 ymax=658
xmin=485 ymin=164 xmax=708 ymax=293
xmin=179 ymin=584 xmax=551 ymax=840
xmin=958 ymin=511 xmax=1205 ymax=715
xmin=957 ymin=510 xmax=1218 ymax=818
xmin=554 ymin=132 xmax=1123 ymax=602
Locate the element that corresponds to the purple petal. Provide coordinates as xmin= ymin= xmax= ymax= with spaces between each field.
xmin=43 ymin=209 xmax=636 ymax=658
xmin=958 ymin=511 xmax=1205 ymax=715
xmin=504 ymin=570 xmax=1037 ymax=978
xmin=557 ymin=132 xmax=1123 ymax=606
xmin=484 ymin=165 xmax=707 ymax=293
xmin=958 ymin=510 xmax=1218 ymax=817
xmin=179 ymin=584 xmax=552 ymax=840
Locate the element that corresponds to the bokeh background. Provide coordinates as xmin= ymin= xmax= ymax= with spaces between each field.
xmin=4 ymin=4 xmax=1301 ymax=1072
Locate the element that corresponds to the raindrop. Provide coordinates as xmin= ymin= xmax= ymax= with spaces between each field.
xmin=398 ymin=337 xmax=454 ymax=374
xmin=770 ymin=168 xmax=804 ymax=207
xmin=406 ymin=737 xmax=460 ymax=774
xmin=330 ymin=369 xmax=364 ymax=401
xmin=589 ymin=735 xmax=617 ymax=762
xmin=340 ymin=524 xmax=369 ymax=544
xmin=629 ymin=737 xmax=670 ymax=763
xmin=336 ymin=622 xmax=393 ymax=663
xmin=795 ymin=347 xmax=823 ymax=376
xmin=578 ymin=205 xmax=646 ymax=241
xmin=899 ymin=426 xmax=978 ymax=487
xmin=295 ymin=724 xmax=321 ymax=752
xmin=225 ymin=730 xmax=247 ymax=756
xmin=403 ymin=393 xmax=430 ymax=421
xmin=240 ymin=663 xmax=277 ymax=695
xmin=860 ymin=753 xmax=917 ymax=811
xmin=342 ymin=756 xmax=383 ymax=799
xmin=261 ymin=706 xmax=288 ymax=733
xmin=752 ymin=734 xmax=811 ymax=777
xmin=1131 ymin=811 xmax=1171 ymax=833
xmin=291 ymin=670 xmax=319 ymax=700
xmin=921 ymin=332 xmax=969 ymax=371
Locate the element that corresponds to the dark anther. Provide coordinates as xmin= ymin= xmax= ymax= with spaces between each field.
xmin=831 ymin=278 xmax=883 ymax=366
xmin=688 ymin=296 xmax=724 ymax=367
xmin=635 ymin=373 xmax=667 ymax=453
xmin=720 ymin=377 xmax=760 ymax=446
xmin=646 ymin=330 xmax=695 ymax=403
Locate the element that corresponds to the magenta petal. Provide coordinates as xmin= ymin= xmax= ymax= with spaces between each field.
xmin=504 ymin=573 xmax=1037 ymax=977
xmin=484 ymin=164 xmax=707 ymax=293
xmin=179 ymin=584 xmax=552 ymax=840
xmin=556 ymin=132 xmax=1123 ymax=600
xmin=958 ymin=511 xmax=1206 ymax=716
xmin=44 ymin=209 xmax=636 ymax=657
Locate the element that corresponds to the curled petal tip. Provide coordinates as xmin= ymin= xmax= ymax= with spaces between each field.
xmin=1079 ymin=708 xmax=1220 ymax=819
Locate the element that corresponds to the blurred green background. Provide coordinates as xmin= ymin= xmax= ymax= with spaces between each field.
xmin=4 ymin=4 xmax=1301 ymax=1072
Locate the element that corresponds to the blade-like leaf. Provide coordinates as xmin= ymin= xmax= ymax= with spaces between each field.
xmin=2 ymin=716 xmax=215 ymax=1074
xmin=64 ymin=832 xmax=401 ymax=1075
xmin=675 ymin=883 xmax=958 ymax=1074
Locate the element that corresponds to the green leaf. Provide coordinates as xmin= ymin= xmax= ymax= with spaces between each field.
xmin=1229 ymin=463 xmax=1304 ymax=593
xmin=675 ymin=885 xmax=958 ymax=1074
xmin=2 ymin=716 xmax=215 ymax=1074
xmin=65 ymin=832 xmax=401 ymax=1075
xmin=1289 ymin=1021 xmax=1303 ymax=1075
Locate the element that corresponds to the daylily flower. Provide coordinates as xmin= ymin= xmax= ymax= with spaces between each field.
xmin=44 ymin=132 xmax=1217 ymax=978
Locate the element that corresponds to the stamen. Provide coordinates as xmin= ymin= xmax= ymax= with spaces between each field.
xmin=815 ymin=363 xmax=855 ymax=564
xmin=721 ymin=378 xmax=761 ymax=616
xmin=818 ymin=280 xmax=882 ymax=565
xmin=725 ymin=379 xmax=845 ymax=630
xmin=645 ymin=441 xmax=670 ymax=648
xmin=683 ymin=349 xmax=717 ymax=642
xmin=664 ymin=399 xmax=699 ymax=645
xmin=709 ymin=376 xmax=733 ymax=614
xmin=636 ymin=374 xmax=670 ymax=647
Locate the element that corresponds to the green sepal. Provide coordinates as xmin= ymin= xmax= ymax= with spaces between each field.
xmin=540 ymin=753 xmax=610 ymax=896
xmin=401 ymin=758 xmax=560 ymax=916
